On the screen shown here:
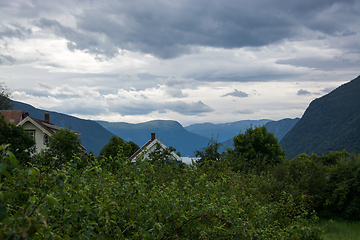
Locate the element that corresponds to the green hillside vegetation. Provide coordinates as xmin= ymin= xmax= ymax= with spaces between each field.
xmin=1 ymin=123 xmax=359 ymax=239
xmin=281 ymin=76 xmax=360 ymax=157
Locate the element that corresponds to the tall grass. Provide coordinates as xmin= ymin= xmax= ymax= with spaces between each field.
xmin=317 ymin=218 xmax=360 ymax=240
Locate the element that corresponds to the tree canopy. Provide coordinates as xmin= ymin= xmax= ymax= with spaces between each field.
xmin=47 ymin=128 xmax=83 ymax=161
xmin=0 ymin=82 xmax=13 ymax=110
xmin=194 ymin=135 xmax=223 ymax=166
xmin=147 ymin=142 xmax=181 ymax=166
xmin=0 ymin=115 xmax=35 ymax=163
xmin=99 ymin=135 xmax=139 ymax=158
xmin=227 ymin=125 xmax=286 ymax=173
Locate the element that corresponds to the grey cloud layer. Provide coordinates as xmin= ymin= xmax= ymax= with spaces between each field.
xmin=27 ymin=0 xmax=358 ymax=59
xmin=108 ymin=100 xmax=214 ymax=116
xmin=297 ymin=89 xmax=311 ymax=96
xmin=223 ymin=89 xmax=249 ymax=98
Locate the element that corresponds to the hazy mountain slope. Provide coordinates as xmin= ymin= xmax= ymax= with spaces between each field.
xmin=265 ymin=118 xmax=300 ymax=142
xmin=97 ymin=120 xmax=210 ymax=157
xmin=12 ymin=101 xmax=114 ymax=156
xmin=280 ymin=75 xmax=360 ymax=157
xmin=218 ymin=118 xmax=299 ymax=153
xmin=185 ymin=119 xmax=272 ymax=142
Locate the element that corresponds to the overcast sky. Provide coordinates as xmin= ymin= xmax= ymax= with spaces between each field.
xmin=1 ymin=0 xmax=359 ymax=126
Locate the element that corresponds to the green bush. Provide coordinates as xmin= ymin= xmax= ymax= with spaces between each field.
xmin=0 ymin=145 xmax=323 ymax=239
xmin=0 ymin=115 xmax=35 ymax=164
xmin=320 ymin=155 xmax=360 ymax=220
xmin=227 ymin=125 xmax=286 ymax=174
xmin=271 ymin=153 xmax=327 ymax=210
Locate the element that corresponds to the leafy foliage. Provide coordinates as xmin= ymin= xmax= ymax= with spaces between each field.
xmin=1 ymin=122 xmax=359 ymax=239
xmin=0 ymin=115 xmax=35 ymax=163
xmin=194 ymin=135 xmax=224 ymax=166
xmin=147 ymin=142 xmax=182 ymax=166
xmin=99 ymin=135 xmax=139 ymax=158
xmin=271 ymin=153 xmax=328 ymax=211
xmin=0 ymin=144 xmax=323 ymax=239
xmin=0 ymin=83 xmax=13 ymax=110
xmin=227 ymin=125 xmax=286 ymax=173
xmin=46 ymin=128 xmax=83 ymax=163
xmin=320 ymin=155 xmax=360 ymax=220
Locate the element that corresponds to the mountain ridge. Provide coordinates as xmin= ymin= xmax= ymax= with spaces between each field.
xmin=97 ymin=120 xmax=210 ymax=156
xmin=280 ymin=75 xmax=360 ymax=157
xmin=185 ymin=119 xmax=272 ymax=142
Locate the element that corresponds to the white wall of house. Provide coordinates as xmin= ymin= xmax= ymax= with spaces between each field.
xmin=140 ymin=139 xmax=182 ymax=162
xmin=22 ymin=121 xmax=49 ymax=153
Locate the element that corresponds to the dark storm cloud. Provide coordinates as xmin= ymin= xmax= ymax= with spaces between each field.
xmin=223 ymin=89 xmax=249 ymax=98
xmin=297 ymin=89 xmax=311 ymax=96
xmin=30 ymin=0 xmax=358 ymax=59
xmin=34 ymin=18 xmax=119 ymax=59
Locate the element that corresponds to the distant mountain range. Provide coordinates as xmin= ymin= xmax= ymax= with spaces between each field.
xmin=281 ymin=75 xmax=360 ymax=157
xmin=97 ymin=120 xmax=210 ymax=156
xmin=185 ymin=118 xmax=299 ymax=144
xmin=184 ymin=119 xmax=272 ymax=143
xmin=265 ymin=118 xmax=300 ymax=141
xmin=214 ymin=118 xmax=300 ymax=153
xmin=10 ymin=100 xmax=300 ymax=157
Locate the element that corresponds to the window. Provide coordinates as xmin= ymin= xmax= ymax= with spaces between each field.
xmin=26 ymin=130 xmax=35 ymax=140
xmin=43 ymin=135 xmax=49 ymax=145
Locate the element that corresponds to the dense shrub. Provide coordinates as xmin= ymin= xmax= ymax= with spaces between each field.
xmin=227 ymin=125 xmax=286 ymax=174
xmin=319 ymin=155 xmax=360 ymax=220
xmin=0 ymin=115 xmax=35 ymax=163
xmin=0 ymin=144 xmax=323 ymax=239
xmin=99 ymin=135 xmax=139 ymax=159
xmin=272 ymin=153 xmax=327 ymax=210
xmin=194 ymin=136 xmax=224 ymax=166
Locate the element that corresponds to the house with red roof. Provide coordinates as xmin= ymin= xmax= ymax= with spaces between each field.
xmin=0 ymin=110 xmax=86 ymax=154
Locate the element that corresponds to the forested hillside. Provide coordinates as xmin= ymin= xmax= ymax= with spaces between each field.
xmin=281 ymin=75 xmax=360 ymax=157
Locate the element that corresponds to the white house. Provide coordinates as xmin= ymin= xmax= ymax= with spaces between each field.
xmin=130 ymin=133 xmax=182 ymax=162
xmin=1 ymin=110 xmax=86 ymax=154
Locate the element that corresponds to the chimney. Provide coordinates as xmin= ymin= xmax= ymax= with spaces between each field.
xmin=151 ymin=133 xmax=155 ymax=141
xmin=22 ymin=112 xmax=29 ymax=119
xmin=44 ymin=112 xmax=50 ymax=123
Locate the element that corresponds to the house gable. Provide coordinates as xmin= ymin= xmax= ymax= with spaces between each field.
xmin=130 ymin=133 xmax=182 ymax=162
xmin=2 ymin=111 xmax=86 ymax=154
